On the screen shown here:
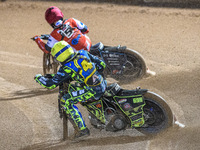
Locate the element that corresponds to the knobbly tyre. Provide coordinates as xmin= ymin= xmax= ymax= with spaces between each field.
xmin=38 ymin=34 xmax=147 ymax=82
xmin=89 ymin=42 xmax=147 ymax=82
xmin=33 ymin=34 xmax=59 ymax=75
xmin=55 ymin=77 xmax=174 ymax=139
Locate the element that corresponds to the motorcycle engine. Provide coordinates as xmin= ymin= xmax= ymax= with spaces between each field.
xmin=106 ymin=114 xmax=127 ymax=132
xmin=88 ymin=108 xmax=127 ymax=132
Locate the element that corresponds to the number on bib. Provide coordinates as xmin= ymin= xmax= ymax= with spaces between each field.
xmin=81 ymin=60 xmax=93 ymax=71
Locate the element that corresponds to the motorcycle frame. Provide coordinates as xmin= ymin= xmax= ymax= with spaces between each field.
xmin=58 ymin=82 xmax=146 ymax=131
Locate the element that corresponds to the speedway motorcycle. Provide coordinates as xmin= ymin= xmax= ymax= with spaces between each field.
xmin=37 ymin=34 xmax=147 ymax=82
xmin=55 ymin=79 xmax=174 ymax=138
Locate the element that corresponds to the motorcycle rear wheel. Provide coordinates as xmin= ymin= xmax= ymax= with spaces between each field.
xmin=136 ymin=91 xmax=174 ymax=135
xmin=105 ymin=48 xmax=147 ymax=82
xmin=43 ymin=53 xmax=59 ymax=75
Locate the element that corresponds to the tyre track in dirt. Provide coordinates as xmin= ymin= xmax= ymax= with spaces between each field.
xmin=0 ymin=51 xmax=42 ymax=69
xmin=0 ymin=77 xmax=63 ymax=150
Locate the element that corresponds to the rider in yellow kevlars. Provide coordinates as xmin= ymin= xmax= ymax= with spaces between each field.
xmin=34 ymin=41 xmax=107 ymax=140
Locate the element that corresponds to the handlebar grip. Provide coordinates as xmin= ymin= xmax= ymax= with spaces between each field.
xmin=31 ymin=34 xmax=50 ymax=41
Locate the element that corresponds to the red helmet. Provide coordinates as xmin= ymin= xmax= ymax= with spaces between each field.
xmin=45 ymin=6 xmax=64 ymax=25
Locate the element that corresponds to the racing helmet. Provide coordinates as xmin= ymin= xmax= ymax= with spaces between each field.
xmin=51 ymin=41 xmax=74 ymax=62
xmin=45 ymin=6 xmax=64 ymax=27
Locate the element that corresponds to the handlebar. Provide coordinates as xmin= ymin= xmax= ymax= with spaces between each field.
xmin=31 ymin=34 xmax=50 ymax=41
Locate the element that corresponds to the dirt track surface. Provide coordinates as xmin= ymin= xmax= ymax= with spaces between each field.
xmin=0 ymin=0 xmax=200 ymax=150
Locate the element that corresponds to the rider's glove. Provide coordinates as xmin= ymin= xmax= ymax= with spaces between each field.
xmin=44 ymin=74 xmax=55 ymax=79
xmin=34 ymin=74 xmax=46 ymax=87
xmin=32 ymin=35 xmax=39 ymax=41
xmin=34 ymin=74 xmax=56 ymax=89
xmin=96 ymin=61 xmax=106 ymax=73
xmin=34 ymin=74 xmax=42 ymax=80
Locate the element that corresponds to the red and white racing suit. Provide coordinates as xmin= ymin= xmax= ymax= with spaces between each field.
xmin=35 ymin=18 xmax=92 ymax=53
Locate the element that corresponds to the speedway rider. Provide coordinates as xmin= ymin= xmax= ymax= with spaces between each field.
xmin=33 ymin=6 xmax=91 ymax=53
xmin=34 ymin=41 xmax=107 ymax=139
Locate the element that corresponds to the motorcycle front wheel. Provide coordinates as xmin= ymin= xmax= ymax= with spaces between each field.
xmin=43 ymin=53 xmax=59 ymax=75
xmin=136 ymin=91 xmax=174 ymax=135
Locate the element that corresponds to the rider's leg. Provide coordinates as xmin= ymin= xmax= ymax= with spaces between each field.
xmin=60 ymin=87 xmax=96 ymax=139
xmin=83 ymin=35 xmax=92 ymax=51
xmin=65 ymin=103 xmax=90 ymax=139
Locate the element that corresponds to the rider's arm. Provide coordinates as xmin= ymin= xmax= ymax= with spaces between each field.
xmin=70 ymin=18 xmax=89 ymax=34
xmin=88 ymin=53 xmax=106 ymax=73
xmin=34 ymin=37 xmax=51 ymax=54
xmin=34 ymin=30 xmax=60 ymax=53
xmin=34 ymin=67 xmax=72 ymax=89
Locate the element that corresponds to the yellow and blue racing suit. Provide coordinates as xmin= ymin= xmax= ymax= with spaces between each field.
xmin=35 ymin=50 xmax=107 ymax=131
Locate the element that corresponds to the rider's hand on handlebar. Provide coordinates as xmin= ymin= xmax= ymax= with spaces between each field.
xmin=34 ymin=74 xmax=42 ymax=80
xmin=44 ymin=74 xmax=55 ymax=79
xmin=96 ymin=61 xmax=106 ymax=73
xmin=31 ymin=35 xmax=39 ymax=41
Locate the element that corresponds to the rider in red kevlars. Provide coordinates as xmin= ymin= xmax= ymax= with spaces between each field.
xmin=33 ymin=6 xmax=92 ymax=53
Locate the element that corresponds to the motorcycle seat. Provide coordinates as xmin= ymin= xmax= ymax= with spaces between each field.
xmin=119 ymin=89 xmax=148 ymax=96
